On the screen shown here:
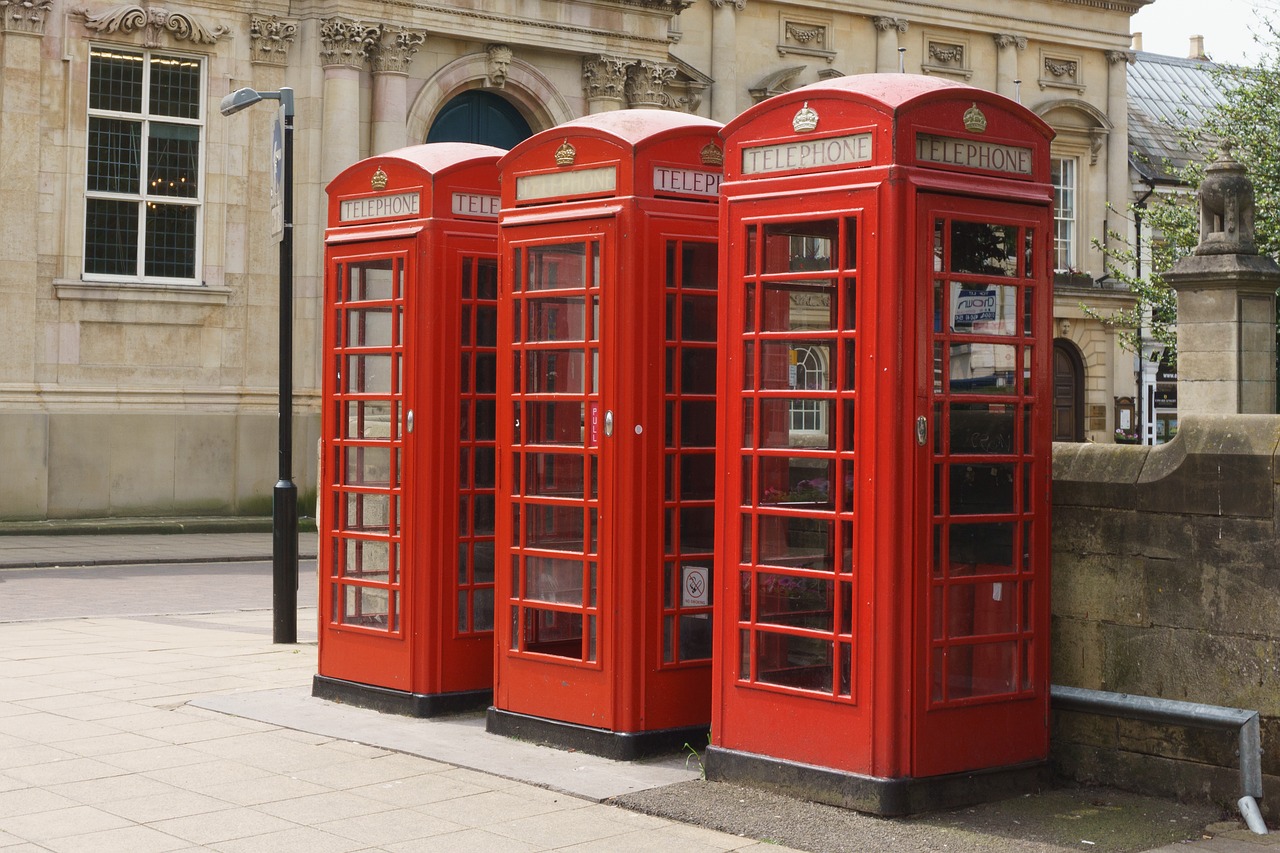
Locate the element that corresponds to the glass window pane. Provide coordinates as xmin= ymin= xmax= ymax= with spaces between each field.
xmin=147 ymin=122 xmax=199 ymax=197
xmin=949 ymin=403 xmax=1016 ymax=454
xmin=525 ymin=557 xmax=582 ymax=604
xmin=682 ymin=241 xmax=719 ymax=290
xmin=523 ymin=401 xmax=584 ymax=445
xmin=84 ymin=198 xmax=139 ymax=276
xmin=525 ymin=452 xmax=585 ymax=498
xmin=948 ymin=522 xmax=1015 ymax=572
xmin=760 ymin=400 xmax=832 ymax=449
xmin=948 ymin=343 xmax=1019 ymax=395
xmin=758 ymin=515 xmax=834 ymax=570
xmin=149 ymin=54 xmax=201 ymax=119
xmin=947 ymin=581 xmax=1020 ymax=637
xmin=525 ymin=505 xmax=584 ymax=552
xmin=87 ymin=117 xmax=141 ymax=193
xmin=523 ymin=607 xmax=583 ymax=658
xmin=144 ymin=203 xmax=197 ymax=279
xmin=525 ymin=349 xmax=586 ymax=394
xmin=526 ymin=297 xmax=586 ymax=341
xmin=763 ymin=220 xmax=838 ymax=273
xmin=949 ymin=221 xmax=1019 ymax=276
xmin=346 ymin=307 xmax=394 ymax=348
xmin=526 ymin=243 xmax=587 ymax=291
xmin=681 ymin=295 xmax=717 ymax=340
xmin=755 ymin=631 xmax=833 ymax=692
xmin=89 ymin=48 xmax=144 ymax=113
xmin=758 ymin=458 xmax=834 ymax=508
xmin=679 ymin=613 xmax=713 ymax=660
xmin=944 ymin=641 xmax=1017 ymax=699
xmin=681 ymin=348 xmax=717 ymax=394
xmin=756 ymin=573 xmax=834 ymax=630
xmin=944 ymin=283 xmax=1019 ymax=336
xmin=760 ymin=283 xmax=836 ymax=331
xmin=949 ymin=463 xmax=1015 ymax=514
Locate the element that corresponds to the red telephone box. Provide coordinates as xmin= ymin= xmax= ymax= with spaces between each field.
xmin=705 ymin=75 xmax=1055 ymax=813
xmin=489 ymin=111 xmax=723 ymax=758
xmin=315 ymin=143 xmax=503 ymax=715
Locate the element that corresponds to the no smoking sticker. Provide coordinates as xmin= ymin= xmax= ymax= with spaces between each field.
xmin=682 ymin=565 xmax=709 ymax=607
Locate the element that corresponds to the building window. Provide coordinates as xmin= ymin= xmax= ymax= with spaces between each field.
xmin=789 ymin=344 xmax=828 ymax=436
xmin=85 ymin=47 xmax=203 ymax=282
xmin=1051 ymin=157 xmax=1076 ymax=271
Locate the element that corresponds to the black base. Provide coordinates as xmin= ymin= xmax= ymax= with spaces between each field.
xmin=486 ymin=707 xmax=708 ymax=761
xmin=704 ymin=745 xmax=1052 ymax=816
xmin=312 ymin=675 xmax=490 ymax=718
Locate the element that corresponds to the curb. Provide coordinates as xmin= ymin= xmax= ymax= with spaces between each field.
xmin=0 ymin=516 xmax=318 ymax=537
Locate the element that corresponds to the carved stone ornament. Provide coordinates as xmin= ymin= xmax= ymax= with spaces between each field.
xmin=249 ymin=15 xmax=297 ymax=66
xmin=929 ymin=43 xmax=963 ymax=64
xmin=786 ymin=22 xmax=823 ymax=44
xmin=625 ymin=0 xmax=694 ymax=10
xmin=320 ymin=17 xmax=380 ymax=69
xmin=583 ymin=55 xmax=632 ymax=102
xmin=555 ymin=140 xmax=576 ymax=167
xmin=792 ymin=101 xmax=818 ymax=133
xmin=700 ymin=142 xmax=723 ymax=166
xmin=993 ymin=33 xmax=1027 ymax=51
xmin=80 ymin=4 xmax=228 ymax=47
xmin=1 ymin=0 xmax=54 ymax=35
xmin=1196 ymin=142 xmax=1257 ymax=256
xmin=626 ymin=60 xmax=677 ymax=109
xmin=487 ymin=44 xmax=513 ymax=87
xmin=872 ymin=16 xmax=908 ymax=34
xmin=709 ymin=0 xmax=746 ymax=10
xmin=371 ymin=167 xmax=389 ymax=191
xmin=1044 ymin=57 xmax=1077 ymax=78
xmin=963 ymin=103 xmax=987 ymax=134
xmin=371 ymin=25 xmax=425 ymax=75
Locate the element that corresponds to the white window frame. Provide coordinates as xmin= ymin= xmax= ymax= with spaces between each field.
xmin=83 ymin=45 xmax=205 ymax=285
xmin=1051 ymin=156 xmax=1077 ymax=272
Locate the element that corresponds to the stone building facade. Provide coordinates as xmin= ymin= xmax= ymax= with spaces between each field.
xmin=0 ymin=0 xmax=1147 ymax=520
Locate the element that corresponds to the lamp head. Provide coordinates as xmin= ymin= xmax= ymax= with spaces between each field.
xmin=220 ymin=87 xmax=264 ymax=117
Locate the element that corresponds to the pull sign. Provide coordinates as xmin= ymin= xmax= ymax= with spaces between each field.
xmin=915 ymin=415 xmax=928 ymax=446
xmin=406 ymin=410 xmax=414 ymax=434
xmin=604 ymin=410 xmax=614 ymax=437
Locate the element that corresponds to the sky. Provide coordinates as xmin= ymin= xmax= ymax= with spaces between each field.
xmin=1130 ymin=0 xmax=1278 ymax=66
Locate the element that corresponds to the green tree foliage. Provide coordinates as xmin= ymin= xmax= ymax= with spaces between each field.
xmin=1094 ymin=21 xmax=1280 ymax=356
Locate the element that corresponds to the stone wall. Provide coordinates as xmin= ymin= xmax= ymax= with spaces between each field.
xmin=1051 ymin=414 xmax=1280 ymax=820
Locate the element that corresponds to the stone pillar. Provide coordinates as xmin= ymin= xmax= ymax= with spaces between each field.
xmin=370 ymin=26 xmax=425 ymax=155
xmin=709 ymin=0 xmax=743 ymax=122
xmin=1104 ymin=50 xmax=1133 ymax=270
xmin=320 ymin=18 xmax=378 ymax=183
xmin=583 ymin=55 xmax=630 ymax=113
xmin=993 ymin=34 xmax=1025 ymax=99
xmin=1164 ymin=146 xmax=1279 ymax=415
xmin=0 ymin=0 xmax=50 ymax=385
xmin=872 ymin=17 xmax=908 ymax=72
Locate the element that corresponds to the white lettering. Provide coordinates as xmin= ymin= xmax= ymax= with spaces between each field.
xmin=653 ymin=166 xmax=721 ymax=197
xmin=516 ymin=166 xmax=617 ymax=202
xmin=339 ymin=191 xmax=421 ymax=222
xmin=451 ymin=192 xmax=501 ymax=219
xmin=741 ymin=133 xmax=873 ymax=175
xmin=915 ymin=134 xmax=1033 ymax=175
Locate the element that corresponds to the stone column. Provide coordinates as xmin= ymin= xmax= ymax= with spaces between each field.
xmin=993 ymin=34 xmax=1025 ymax=99
xmin=0 ymin=0 xmax=50 ymax=386
xmin=320 ymin=18 xmax=378 ymax=183
xmin=709 ymin=0 xmax=743 ymax=122
xmin=1104 ymin=51 xmax=1133 ymax=268
xmin=1164 ymin=146 xmax=1279 ymax=415
xmin=583 ymin=55 xmax=630 ymax=113
xmin=370 ymin=26 xmax=425 ymax=155
xmin=872 ymin=17 xmax=908 ymax=72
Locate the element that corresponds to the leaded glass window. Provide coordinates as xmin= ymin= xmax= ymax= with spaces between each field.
xmin=84 ymin=47 xmax=203 ymax=282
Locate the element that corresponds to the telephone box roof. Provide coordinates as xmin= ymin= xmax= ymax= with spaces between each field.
xmin=328 ymin=142 xmax=505 ymax=191
xmin=500 ymin=109 xmax=722 ymax=167
xmin=723 ymin=72 xmax=1052 ymax=141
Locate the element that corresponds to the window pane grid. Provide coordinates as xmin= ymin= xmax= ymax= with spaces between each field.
xmin=735 ymin=217 xmax=858 ymax=701
xmin=85 ymin=46 xmax=203 ymax=283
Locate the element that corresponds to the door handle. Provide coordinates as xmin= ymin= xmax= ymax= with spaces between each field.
xmin=406 ymin=409 xmax=414 ymax=434
xmin=604 ymin=410 xmax=614 ymax=437
xmin=915 ymin=415 xmax=928 ymax=446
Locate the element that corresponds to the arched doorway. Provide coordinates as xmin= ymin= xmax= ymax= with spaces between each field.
xmin=426 ymin=90 xmax=533 ymax=150
xmin=1053 ymin=340 xmax=1085 ymax=442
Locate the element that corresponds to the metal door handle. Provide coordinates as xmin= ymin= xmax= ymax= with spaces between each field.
xmin=915 ymin=415 xmax=928 ymax=446
xmin=604 ymin=410 xmax=614 ymax=437
xmin=406 ymin=410 xmax=414 ymax=434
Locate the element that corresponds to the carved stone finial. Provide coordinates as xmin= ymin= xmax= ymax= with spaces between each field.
xmin=370 ymin=25 xmax=425 ymax=74
xmin=1196 ymin=142 xmax=1257 ymax=256
xmin=81 ymin=4 xmax=228 ymax=47
xmin=249 ymin=15 xmax=297 ymax=66
xmin=2 ymin=0 xmax=54 ymax=35
xmin=486 ymin=44 xmax=513 ymax=87
xmin=320 ymin=17 xmax=380 ymax=69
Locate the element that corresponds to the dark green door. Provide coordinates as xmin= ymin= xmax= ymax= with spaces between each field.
xmin=427 ymin=91 xmax=532 ymax=150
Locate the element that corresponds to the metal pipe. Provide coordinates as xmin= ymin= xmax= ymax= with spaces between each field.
xmin=1051 ymin=685 xmax=1267 ymax=834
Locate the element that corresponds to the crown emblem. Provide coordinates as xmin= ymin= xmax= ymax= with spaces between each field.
xmin=700 ymin=142 xmax=724 ymax=166
xmin=370 ymin=167 xmax=388 ymax=190
xmin=963 ymin=103 xmax=987 ymax=134
xmin=555 ymin=140 xmax=576 ymax=166
xmin=792 ymin=102 xmax=819 ymax=133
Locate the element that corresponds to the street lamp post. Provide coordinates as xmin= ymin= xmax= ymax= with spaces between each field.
xmin=220 ymin=86 xmax=298 ymax=644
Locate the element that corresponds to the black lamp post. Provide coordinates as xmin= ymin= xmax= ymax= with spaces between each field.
xmin=220 ymin=86 xmax=298 ymax=644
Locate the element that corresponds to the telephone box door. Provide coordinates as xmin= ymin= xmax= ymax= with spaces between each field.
xmin=913 ymin=194 xmax=1051 ymax=776
xmin=320 ymin=239 xmax=415 ymax=690
xmin=496 ymin=219 xmax=616 ymax=727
